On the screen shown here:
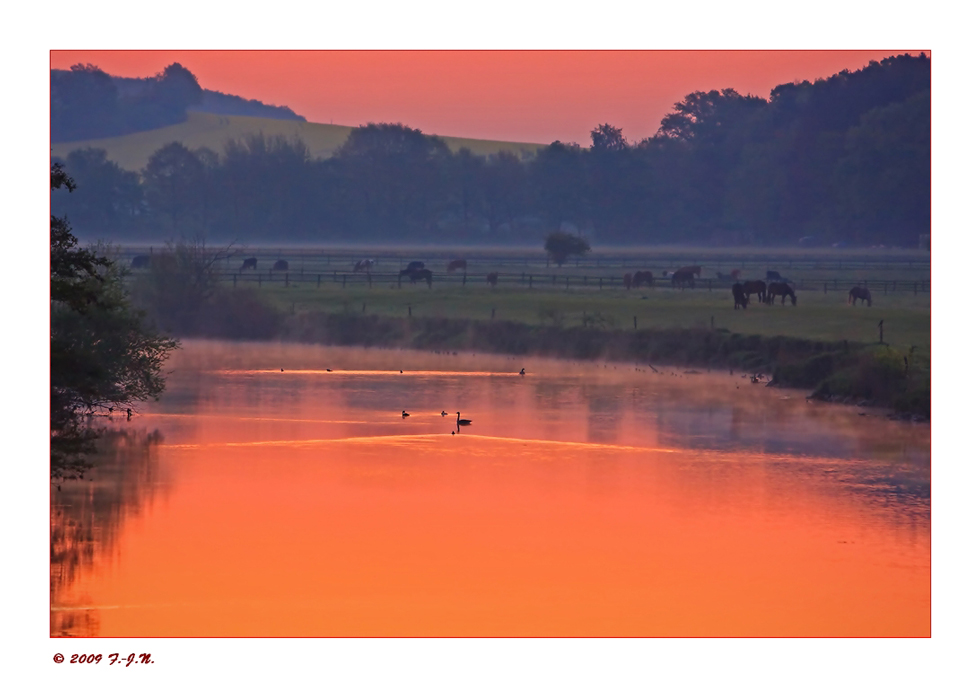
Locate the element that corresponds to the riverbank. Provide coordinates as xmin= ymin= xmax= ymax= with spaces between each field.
xmin=276 ymin=312 xmax=929 ymax=419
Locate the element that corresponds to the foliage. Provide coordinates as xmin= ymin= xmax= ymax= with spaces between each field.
xmin=129 ymin=237 xmax=240 ymax=334
xmin=544 ymin=231 xmax=591 ymax=266
xmin=52 ymin=62 xmax=203 ymax=143
xmin=51 ymin=163 xmax=178 ymax=478
xmin=53 ymin=54 xmax=931 ymax=248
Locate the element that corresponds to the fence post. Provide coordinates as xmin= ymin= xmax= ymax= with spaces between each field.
xmin=317 ymin=274 xmax=321 ymax=289
xmin=408 ymin=306 xmax=412 ymax=317
xmin=634 ymin=315 xmax=637 ymax=330
xmin=342 ymin=274 xmax=346 ymax=289
xmin=491 ymin=308 xmax=495 ymax=320
xmin=599 ymin=277 xmax=603 ymax=290
xmin=710 ymin=315 xmax=714 ymax=330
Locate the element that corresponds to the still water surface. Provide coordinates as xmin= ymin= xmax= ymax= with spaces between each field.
xmin=51 ymin=340 xmax=930 ymax=636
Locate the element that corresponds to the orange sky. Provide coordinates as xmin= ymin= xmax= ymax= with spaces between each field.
xmin=50 ymin=51 xmax=922 ymax=145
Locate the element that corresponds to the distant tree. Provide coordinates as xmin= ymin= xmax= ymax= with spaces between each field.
xmin=50 ymin=64 xmax=120 ymax=142
xmin=142 ymin=141 xmax=206 ymax=231
xmin=530 ymin=142 xmax=589 ymax=232
xmin=50 ymin=148 xmax=143 ymax=237
xmin=51 ymin=162 xmax=178 ymax=478
xmin=544 ymin=231 xmax=591 ymax=266
xmin=590 ymin=123 xmax=628 ymax=152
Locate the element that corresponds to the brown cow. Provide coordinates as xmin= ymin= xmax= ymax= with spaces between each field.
xmin=486 ymin=272 xmax=498 ymax=287
xmin=848 ymin=286 xmax=872 ymax=306
xmin=632 ymin=270 xmax=654 ymax=287
xmin=732 ymin=283 xmax=750 ymax=309
xmin=671 ymin=269 xmax=696 ymax=288
xmin=742 ymin=280 xmax=767 ymax=302
xmin=447 ymin=259 xmax=467 ymax=273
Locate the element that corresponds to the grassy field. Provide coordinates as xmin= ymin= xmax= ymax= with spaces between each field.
xmin=51 ymin=111 xmax=546 ymax=171
xmin=245 ymin=279 xmax=931 ymax=356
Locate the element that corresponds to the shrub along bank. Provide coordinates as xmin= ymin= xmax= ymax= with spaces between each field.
xmin=281 ymin=312 xmax=930 ymax=419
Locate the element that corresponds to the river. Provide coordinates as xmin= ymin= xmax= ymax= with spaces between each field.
xmin=50 ymin=340 xmax=930 ymax=637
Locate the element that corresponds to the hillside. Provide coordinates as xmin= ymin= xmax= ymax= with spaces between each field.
xmin=50 ymin=111 xmax=546 ymax=171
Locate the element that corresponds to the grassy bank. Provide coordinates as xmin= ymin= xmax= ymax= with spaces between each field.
xmin=279 ymin=311 xmax=930 ymax=419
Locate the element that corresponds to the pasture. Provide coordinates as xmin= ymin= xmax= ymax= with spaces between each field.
xmin=249 ymin=277 xmax=930 ymax=355
xmin=120 ymin=244 xmax=931 ymax=357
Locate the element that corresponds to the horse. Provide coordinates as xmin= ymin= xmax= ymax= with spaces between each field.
xmin=623 ymin=273 xmax=633 ymax=290
xmin=447 ymin=259 xmax=467 ymax=273
xmin=272 ymin=259 xmax=289 ymax=271
xmin=848 ymin=286 xmax=872 ymax=306
xmin=130 ymin=255 xmax=151 ymax=269
xmin=678 ymin=265 xmax=702 ymax=277
xmin=406 ymin=261 xmax=425 ymax=271
xmin=730 ymin=268 xmax=741 ymax=280
xmin=767 ymin=282 xmax=797 ymax=305
xmin=486 ymin=272 xmax=498 ymax=287
xmin=399 ymin=267 xmax=432 ymax=288
xmin=353 ymin=259 xmax=375 ymax=272
xmin=240 ymin=257 xmax=257 ymax=271
xmin=632 ymin=270 xmax=654 ymax=288
xmin=671 ymin=269 xmax=696 ymax=289
xmin=742 ymin=280 xmax=767 ymax=303
xmin=732 ymin=282 xmax=750 ymax=309
xmin=766 ymin=270 xmax=784 ymax=282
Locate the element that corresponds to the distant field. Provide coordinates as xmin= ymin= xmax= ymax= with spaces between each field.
xmin=50 ymin=111 xmax=547 ymax=171
xmin=243 ymin=280 xmax=931 ymax=356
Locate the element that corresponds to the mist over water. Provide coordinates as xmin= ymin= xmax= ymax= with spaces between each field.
xmin=52 ymin=340 xmax=930 ymax=637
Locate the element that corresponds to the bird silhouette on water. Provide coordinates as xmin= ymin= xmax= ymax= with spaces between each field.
xmin=441 ymin=411 xmax=448 ymax=416
xmin=402 ymin=410 xmax=410 ymax=417
xmin=519 ymin=368 xmax=525 ymax=376
xmin=456 ymin=412 xmax=472 ymax=426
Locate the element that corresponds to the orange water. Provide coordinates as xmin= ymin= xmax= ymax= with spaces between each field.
xmin=51 ymin=341 xmax=930 ymax=637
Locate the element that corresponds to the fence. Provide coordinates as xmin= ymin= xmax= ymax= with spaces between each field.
xmin=207 ymin=268 xmax=931 ymax=295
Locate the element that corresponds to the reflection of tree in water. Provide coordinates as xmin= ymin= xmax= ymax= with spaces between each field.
xmin=50 ymin=429 xmax=168 ymax=637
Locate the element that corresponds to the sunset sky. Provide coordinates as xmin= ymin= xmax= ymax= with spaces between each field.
xmin=49 ymin=50 xmax=920 ymax=145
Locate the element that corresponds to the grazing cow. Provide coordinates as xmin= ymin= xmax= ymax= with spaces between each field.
xmin=766 ymin=270 xmax=784 ymax=282
xmin=623 ymin=272 xmax=633 ymax=290
xmin=671 ymin=269 xmax=696 ymax=288
xmin=486 ymin=272 xmax=498 ymax=287
xmin=130 ymin=255 xmax=151 ymax=269
xmin=848 ymin=286 xmax=872 ymax=306
xmin=399 ymin=267 xmax=432 ymax=288
xmin=353 ymin=259 xmax=375 ymax=272
xmin=272 ymin=259 xmax=289 ymax=271
xmin=767 ymin=282 xmax=797 ymax=305
xmin=732 ymin=282 xmax=750 ymax=309
xmin=742 ymin=280 xmax=767 ymax=303
xmin=406 ymin=261 xmax=425 ymax=271
xmin=447 ymin=259 xmax=467 ymax=273
xmin=632 ymin=270 xmax=654 ymax=288
xmin=240 ymin=257 xmax=258 ymax=271
xmin=678 ymin=265 xmax=702 ymax=277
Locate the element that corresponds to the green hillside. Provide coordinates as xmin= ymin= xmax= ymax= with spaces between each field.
xmin=51 ymin=111 xmax=546 ymax=171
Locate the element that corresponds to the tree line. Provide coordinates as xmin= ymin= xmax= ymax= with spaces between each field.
xmin=52 ymin=53 xmax=930 ymax=247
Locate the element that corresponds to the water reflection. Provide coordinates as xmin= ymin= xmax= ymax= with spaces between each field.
xmin=50 ymin=429 xmax=169 ymax=637
xmin=51 ymin=341 xmax=930 ymax=636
